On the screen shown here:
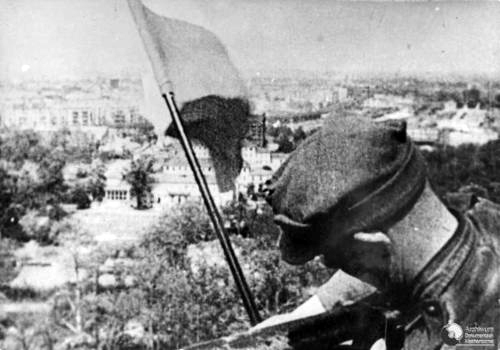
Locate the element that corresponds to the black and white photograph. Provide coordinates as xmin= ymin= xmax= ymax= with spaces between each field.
xmin=0 ymin=1 xmax=499 ymax=349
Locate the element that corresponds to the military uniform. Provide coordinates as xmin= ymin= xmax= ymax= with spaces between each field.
xmin=310 ymin=198 xmax=500 ymax=349
xmin=312 ymin=198 xmax=500 ymax=349
xmin=397 ymin=198 xmax=500 ymax=349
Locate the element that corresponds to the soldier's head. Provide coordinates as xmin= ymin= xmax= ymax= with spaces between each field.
xmin=265 ymin=116 xmax=427 ymax=269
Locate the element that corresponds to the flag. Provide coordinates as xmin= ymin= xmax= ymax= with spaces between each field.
xmin=128 ymin=0 xmax=250 ymax=192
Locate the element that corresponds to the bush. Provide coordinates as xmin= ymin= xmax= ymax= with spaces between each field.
xmin=18 ymin=212 xmax=80 ymax=245
xmin=18 ymin=210 xmax=53 ymax=244
xmin=123 ymin=156 xmax=155 ymax=210
xmin=0 ymin=238 xmax=20 ymax=285
xmin=79 ymin=201 xmax=330 ymax=349
xmin=422 ymin=139 xmax=500 ymax=205
xmin=141 ymin=201 xmax=215 ymax=267
xmin=72 ymin=187 xmax=91 ymax=210
xmin=0 ymin=313 xmax=62 ymax=350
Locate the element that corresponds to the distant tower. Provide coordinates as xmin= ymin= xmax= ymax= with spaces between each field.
xmin=261 ymin=113 xmax=267 ymax=148
xmin=247 ymin=113 xmax=267 ymax=147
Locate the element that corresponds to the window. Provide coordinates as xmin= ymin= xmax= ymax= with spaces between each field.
xmin=113 ymin=111 xmax=126 ymax=126
xmin=72 ymin=111 xmax=79 ymax=125
xmin=81 ymin=111 xmax=89 ymax=126
xmin=98 ymin=114 xmax=106 ymax=126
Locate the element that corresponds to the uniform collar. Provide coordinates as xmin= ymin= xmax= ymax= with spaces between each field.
xmin=410 ymin=209 xmax=476 ymax=302
xmin=384 ymin=211 xmax=476 ymax=348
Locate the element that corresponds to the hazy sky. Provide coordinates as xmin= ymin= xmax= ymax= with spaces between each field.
xmin=1 ymin=0 xmax=499 ymax=80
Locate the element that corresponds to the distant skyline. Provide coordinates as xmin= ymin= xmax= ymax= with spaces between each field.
xmin=1 ymin=0 xmax=499 ymax=81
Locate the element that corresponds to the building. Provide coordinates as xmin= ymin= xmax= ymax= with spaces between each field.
xmin=235 ymin=163 xmax=274 ymax=194
xmin=103 ymin=159 xmax=132 ymax=204
xmin=0 ymin=78 xmax=146 ymax=139
xmin=103 ymin=143 xmax=289 ymax=209
xmin=1 ymin=101 xmax=144 ymax=134
xmin=236 ymin=146 xmax=287 ymax=193
xmin=247 ymin=114 xmax=267 ymax=147
xmin=152 ymin=172 xmax=230 ymax=207
xmin=363 ymin=94 xmax=414 ymax=109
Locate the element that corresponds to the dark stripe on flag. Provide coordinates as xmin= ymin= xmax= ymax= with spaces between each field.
xmin=166 ymin=95 xmax=250 ymax=192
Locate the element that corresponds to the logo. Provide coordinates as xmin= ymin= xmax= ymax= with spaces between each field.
xmin=441 ymin=323 xmax=464 ymax=345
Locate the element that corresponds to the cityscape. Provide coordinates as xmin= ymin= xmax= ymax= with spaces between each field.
xmin=2 ymin=73 xmax=499 ymax=209
xmin=1 ymin=69 xmax=500 ymax=348
xmin=1 ymin=0 xmax=500 ymax=349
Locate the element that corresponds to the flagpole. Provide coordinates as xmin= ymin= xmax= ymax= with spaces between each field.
xmin=162 ymin=91 xmax=262 ymax=326
xmin=127 ymin=0 xmax=261 ymax=325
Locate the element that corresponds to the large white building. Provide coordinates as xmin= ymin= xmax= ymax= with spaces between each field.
xmin=0 ymin=78 xmax=146 ymax=138
xmin=1 ymin=100 xmax=144 ymax=133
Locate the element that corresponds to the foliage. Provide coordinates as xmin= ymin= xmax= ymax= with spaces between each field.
xmin=129 ymin=121 xmax=157 ymax=145
xmin=69 ymin=201 xmax=330 ymax=349
xmin=49 ymin=128 xmax=99 ymax=163
xmin=292 ymin=127 xmax=307 ymax=145
xmin=21 ymin=201 xmax=326 ymax=349
xmin=422 ymin=139 xmax=500 ymax=204
xmin=71 ymin=187 xmax=92 ymax=210
xmin=98 ymin=148 xmax=133 ymax=162
xmin=35 ymin=149 xmax=67 ymax=205
xmin=0 ymin=130 xmax=43 ymax=167
xmin=87 ymin=161 xmax=107 ymax=202
xmin=68 ymin=161 xmax=107 ymax=204
xmin=4 ymin=128 xmax=500 ymax=349
xmin=0 ymin=237 xmax=20 ymax=285
xmin=123 ymin=156 xmax=156 ymax=209
xmin=0 ymin=313 xmax=62 ymax=350
xmin=267 ymin=125 xmax=309 ymax=153
xmin=0 ymin=130 xmax=70 ymax=237
xmin=18 ymin=211 xmax=79 ymax=245
xmin=276 ymin=134 xmax=295 ymax=153
xmin=141 ymin=201 xmax=214 ymax=266
xmin=18 ymin=210 xmax=52 ymax=244
xmin=0 ymin=166 xmax=17 ymax=228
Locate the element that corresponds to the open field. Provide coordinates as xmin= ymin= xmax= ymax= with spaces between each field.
xmin=73 ymin=202 xmax=165 ymax=243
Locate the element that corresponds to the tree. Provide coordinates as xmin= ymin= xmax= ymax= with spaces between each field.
xmin=130 ymin=120 xmax=157 ymax=145
xmin=246 ymin=183 xmax=256 ymax=200
xmin=71 ymin=187 xmax=91 ymax=210
xmin=87 ymin=161 xmax=107 ymax=202
xmin=0 ymin=166 xmax=16 ymax=229
xmin=494 ymin=93 xmax=500 ymax=108
xmin=123 ymin=156 xmax=155 ymax=209
xmin=35 ymin=149 xmax=68 ymax=210
xmin=422 ymin=139 xmax=500 ymax=205
xmin=293 ymin=127 xmax=307 ymax=145
xmin=71 ymin=161 xmax=107 ymax=203
xmin=276 ymin=134 xmax=295 ymax=153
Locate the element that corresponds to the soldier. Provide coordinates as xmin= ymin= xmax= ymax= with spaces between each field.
xmin=263 ymin=116 xmax=500 ymax=349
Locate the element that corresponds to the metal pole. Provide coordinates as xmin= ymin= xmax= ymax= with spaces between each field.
xmin=162 ymin=92 xmax=261 ymax=325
